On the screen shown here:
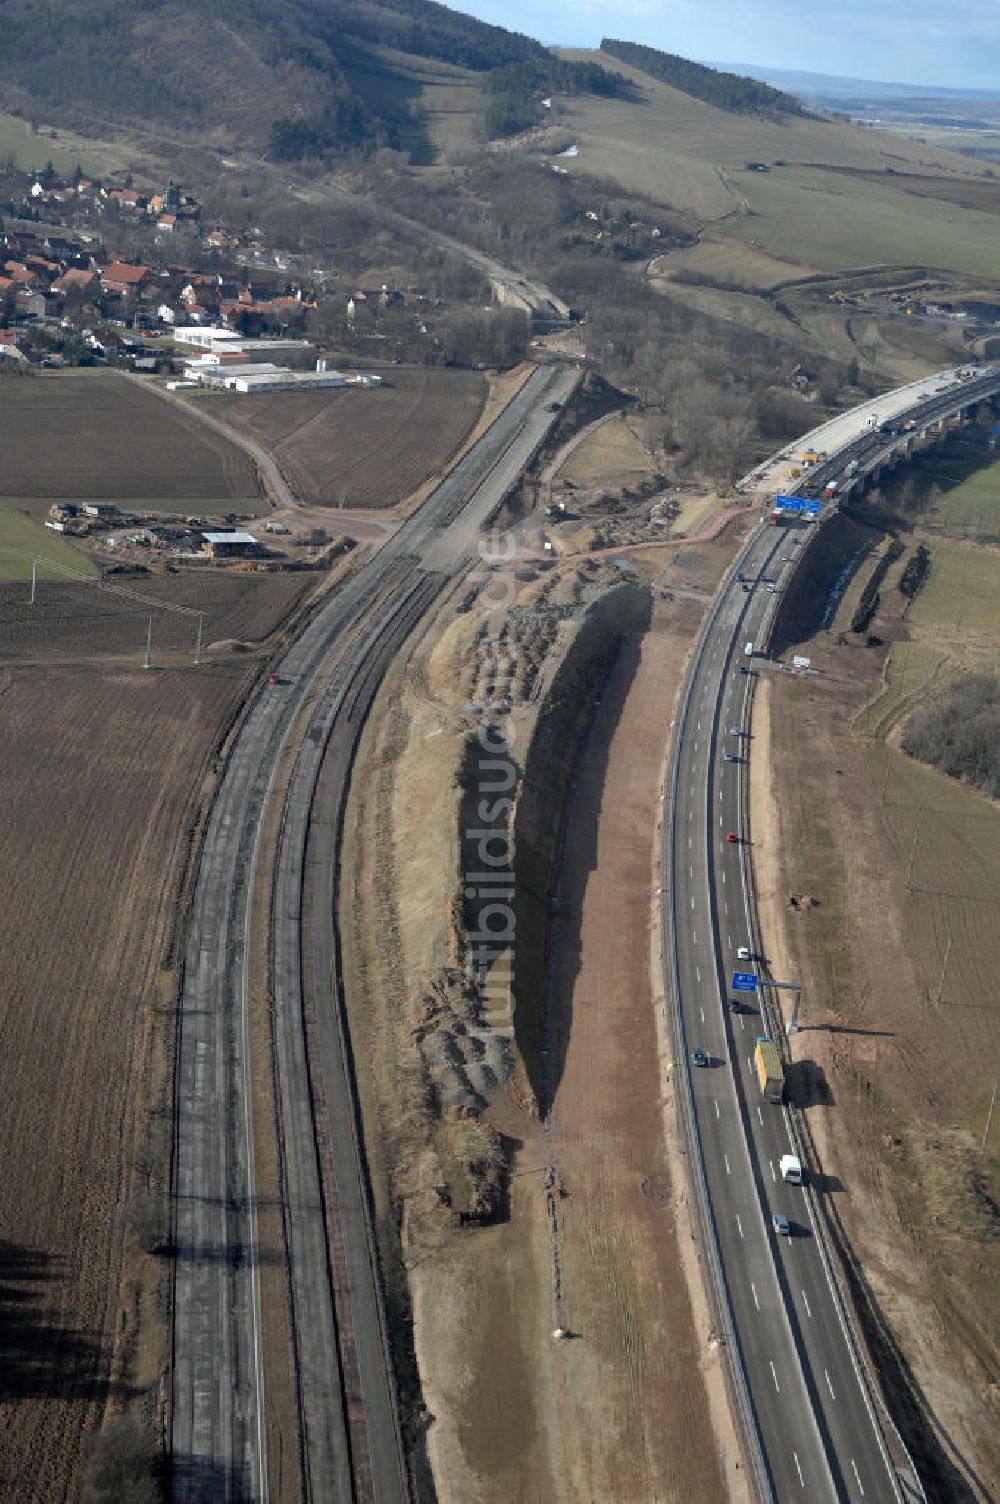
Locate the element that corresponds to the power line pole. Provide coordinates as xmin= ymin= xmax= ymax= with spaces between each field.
xmin=934 ymin=936 xmax=952 ymax=1007
xmin=982 ymin=1085 xmax=997 ymax=1155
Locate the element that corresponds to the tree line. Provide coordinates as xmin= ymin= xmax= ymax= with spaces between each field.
xmin=600 ymin=38 xmax=804 ymax=116
xmin=903 ymin=673 xmax=1000 ymax=799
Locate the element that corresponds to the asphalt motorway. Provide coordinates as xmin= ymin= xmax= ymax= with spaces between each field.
xmin=667 ymin=521 xmax=900 ymax=1503
xmin=171 ymin=360 xmax=579 ymax=1503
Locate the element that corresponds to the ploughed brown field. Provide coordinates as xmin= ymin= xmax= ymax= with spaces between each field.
xmin=0 ymin=570 xmax=314 ymax=1501
xmin=222 ymin=367 xmax=487 ymax=510
xmin=0 ymin=370 xmax=263 ymax=507
xmin=0 ymin=573 xmax=314 ymax=661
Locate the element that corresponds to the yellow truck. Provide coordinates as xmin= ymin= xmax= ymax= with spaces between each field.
xmin=754 ymin=1037 xmax=784 ymax=1103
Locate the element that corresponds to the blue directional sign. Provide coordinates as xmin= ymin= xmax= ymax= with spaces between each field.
xmin=731 ymin=971 xmax=759 ymax=993
xmin=775 ymin=494 xmax=821 ymax=517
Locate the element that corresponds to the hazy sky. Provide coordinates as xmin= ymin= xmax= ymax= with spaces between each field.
xmin=451 ymin=0 xmax=1000 ymax=89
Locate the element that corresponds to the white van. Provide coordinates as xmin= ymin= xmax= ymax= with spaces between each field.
xmin=780 ymin=1154 xmax=803 ymax=1184
xmin=744 ymin=641 xmax=754 ymax=657
xmin=737 ymin=945 xmax=751 ymax=960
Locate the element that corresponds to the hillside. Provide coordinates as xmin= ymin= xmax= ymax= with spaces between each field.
xmin=0 ymin=0 xmax=627 ymax=158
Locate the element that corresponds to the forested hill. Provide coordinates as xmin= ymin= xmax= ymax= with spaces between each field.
xmin=600 ymin=38 xmax=805 ymax=116
xmin=0 ymin=0 xmax=627 ymax=159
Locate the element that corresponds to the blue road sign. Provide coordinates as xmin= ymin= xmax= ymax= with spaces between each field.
xmin=775 ymin=494 xmax=821 ymax=517
xmin=732 ymin=971 xmax=758 ymax=993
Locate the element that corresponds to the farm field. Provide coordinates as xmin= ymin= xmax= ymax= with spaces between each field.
xmin=552 ymin=48 xmax=980 ymax=220
xmin=0 ymin=371 xmax=265 ymax=511
xmin=0 ymin=503 xmax=98 ymax=581
xmin=0 ymin=565 xmax=317 ymax=1500
xmin=724 ymin=165 xmax=1000 ymax=279
xmin=0 ymin=661 xmax=255 ymax=1502
xmin=907 ymin=539 xmax=1000 ymax=639
xmin=0 ymin=571 xmax=315 ymax=662
xmin=220 ymin=368 xmax=486 ymax=511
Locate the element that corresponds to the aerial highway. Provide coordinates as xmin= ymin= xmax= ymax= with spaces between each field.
xmin=171 ymin=359 xmax=579 ymax=1503
xmin=659 ymin=366 xmax=1000 ymax=1502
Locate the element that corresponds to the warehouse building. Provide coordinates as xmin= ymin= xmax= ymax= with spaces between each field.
xmin=201 ymin=530 xmax=260 ymax=558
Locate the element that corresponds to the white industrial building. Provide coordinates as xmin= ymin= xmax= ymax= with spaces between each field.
xmin=182 ymin=357 xmax=382 ymax=395
xmin=172 ymin=326 xmax=244 ymax=350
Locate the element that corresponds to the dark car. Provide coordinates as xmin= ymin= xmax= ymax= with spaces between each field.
xmin=738 ymin=665 xmax=751 ymax=675
xmin=692 ymin=1047 xmax=708 ymax=1068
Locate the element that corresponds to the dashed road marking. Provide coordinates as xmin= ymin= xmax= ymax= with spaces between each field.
xmin=751 ymin=1282 xmax=759 ymax=1311
xmin=825 ymin=1369 xmax=836 ymax=1401
xmin=769 ymin=1160 xmax=776 ymax=1182
xmin=724 ymin=1154 xmax=731 ymax=1174
xmin=802 ymin=1289 xmax=812 ymax=1319
xmin=851 ymin=1459 xmax=865 ymax=1496
xmin=735 ymin=1215 xmax=744 ymax=1239
xmin=757 ymin=1106 xmax=763 ymax=1126
xmin=770 ymin=1360 xmax=780 ymax=1393
xmin=793 ymin=1452 xmax=805 ymax=1488
xmin=714 ymin=1100 xmax=720 ymax=1118
xmin=700 ymin=1006 xmax=705 ymax=1023
xmin=695 ymin=965 xmax=701 ymax=983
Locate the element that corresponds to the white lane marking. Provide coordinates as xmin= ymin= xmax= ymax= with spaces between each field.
xmin=770 ymin=1360 xmax=780 ymax=1393
xmin=693 ymin=931 xmax=697 ymax=943
xmin=747 ymin=1057 xmax=753 ymax=1074
xmin=714 ymin=1100 xmax=720 ymax=1119
xmin=724 ymin=901 xmax=729 ymax=915
xmin=690 ymin=784 xmax=695 ymax=796
xmin=735 ymin=1215 xmax=744 ymax=1239
xmin=689 ymin=810 xmax=693 ymax=822
xmin=688 ymin=865 xmax=693 ymax=879
xmin=769 ymin=1159 xmax=776 ymax=1182
xmin=724 ymin=1154 xmax=731 ymax=1174
xmin=751 ymin=1282 xmax=760 ymax=1311
xmin=825 ymin=1369 xmax=836 ymax=1401
xmin=700 ymin=1007 xmax=705 ymax=1023
xmin=697 ymin=720 xmax=701 ymax=731
xmin=739 ymin=1015 xmax=745 ymax=1032
xmin=793 ymin=1452 xmax=805 ymax=1489
xmin=688 ymin=835 xmax=692 ymax=848
xmin=721 ymin=870 xmax=726 ymax=884
xmin=690 ymin=895 xmax=695 ymax=909
xmin=695 ymin=966 xmax=701 ymax=983
xmin=693 ymin=740 xmax=699 ymax=751
xmin=718 ymin=790 xmax=723 ymax=800
xmin=757 ymin=1106 xmax=763 ymax=1126
xmin=851 ymin=1459 xmax=865 ymax=1496
xmin=802 ymin=1289 xmax=812 ymax=1319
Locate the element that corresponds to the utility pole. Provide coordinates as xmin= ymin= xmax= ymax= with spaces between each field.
xmin=982 ymin=1085 xmax=997 ymax=1155
xmin=934 ymin=936 xmax=952 ymax=1007
xmin=786 ymin=985 xmax=804 ymax=1036
xmin=144 ymin=616 xmax=152 ymax=671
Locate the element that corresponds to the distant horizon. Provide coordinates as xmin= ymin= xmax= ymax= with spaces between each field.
xmin=445 ymin=1 xmax=999 ymax=92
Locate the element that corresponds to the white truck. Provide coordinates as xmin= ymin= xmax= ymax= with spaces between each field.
xmin=780 ymin=1154 xmax=803 ymax=1184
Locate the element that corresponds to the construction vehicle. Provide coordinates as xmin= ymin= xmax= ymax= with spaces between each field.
xmin=802 ymin=449 xmax=820 ymax=467
xmin=754 ymin=1037 xmax=784 ymax=1103
xmin=789 ymin=465 xmax=802 ymax=479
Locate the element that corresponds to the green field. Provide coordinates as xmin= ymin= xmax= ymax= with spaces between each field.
xmin=907 ymin=541 xmax=1000 ymax=639
xmin=0 ymin=113 xmax=80 ymax=175
xmin=726 ymin=165 xmax=1000 ymax=279
xmin=0 ymin=504 xmax=98 ymax=582
xmin=919 ymin=453 xmax=1000 ymax=537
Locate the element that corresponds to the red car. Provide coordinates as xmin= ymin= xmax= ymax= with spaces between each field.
xmin=268 ymin=672 xmax=280 ymax=685
xmin=726 ymin=831 xmax=739 ymax=844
